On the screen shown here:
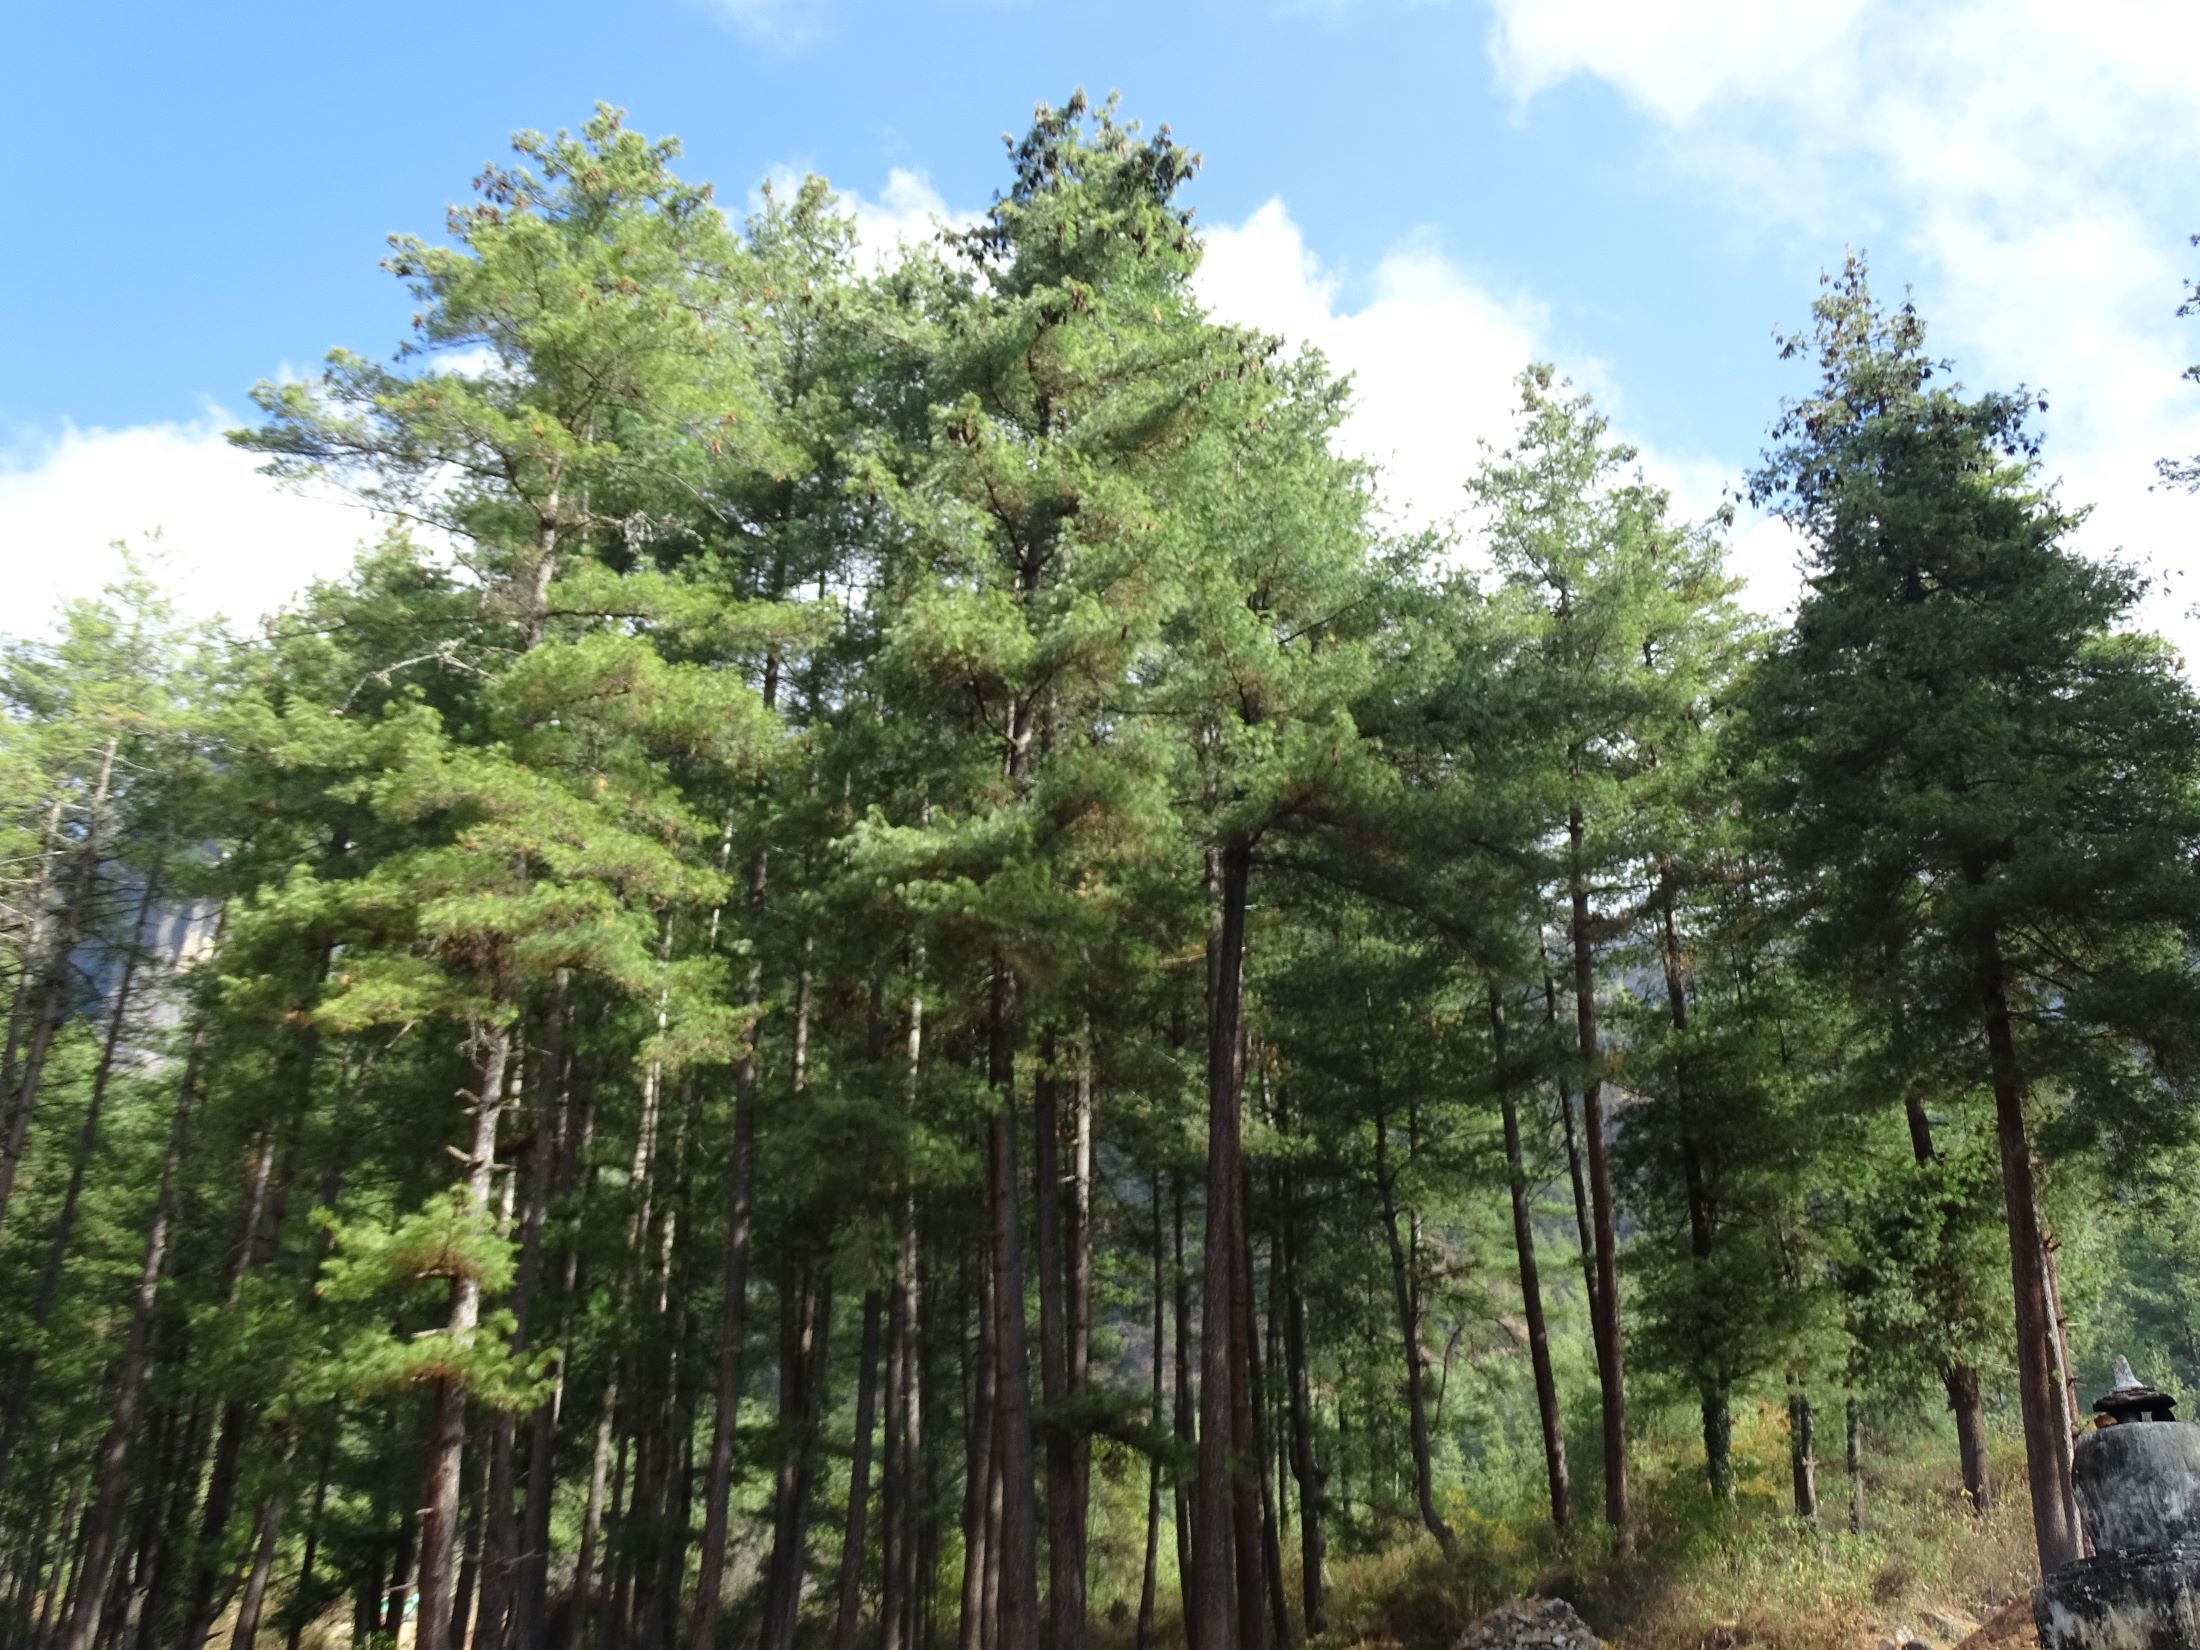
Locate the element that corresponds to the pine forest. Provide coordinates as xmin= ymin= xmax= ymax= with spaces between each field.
xmin=6 ymin=96 xmax=2200 ymax=1650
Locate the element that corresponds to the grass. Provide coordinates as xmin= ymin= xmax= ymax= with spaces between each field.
xmin=1301 ymin=1411 xmax=2043 ymax=1650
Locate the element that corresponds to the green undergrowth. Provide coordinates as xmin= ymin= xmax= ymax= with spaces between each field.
xmin=1304 ymin=1416 xmax=2040 ymax=1650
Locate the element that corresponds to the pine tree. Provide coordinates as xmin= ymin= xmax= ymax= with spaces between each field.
xmin=1741 ymin=256 xmax=2200 ymax=1573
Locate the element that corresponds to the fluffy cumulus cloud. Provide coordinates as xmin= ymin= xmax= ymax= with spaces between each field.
xmin=751 ymin=165 xmax=968 ymax=269
xmin=0 ymin=413 xmax=373 ymax=640
xmin=1194 ymin=198 xmax=1810 ymax=613
xmin=1485 ymin=0 xmax=2200 ymax=657
xmin=1196 ymin=201 xmax=1545 ymax=526
xmin=843 ymin=169 xmax=967 ymax=265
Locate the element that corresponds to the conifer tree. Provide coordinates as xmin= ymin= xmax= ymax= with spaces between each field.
xmin=1742 ymin=256 xmax=2200 ymax=1573
xmin=235 ymin=108 xmax=790 ymax=1650
xmin=1464 ymin=365 xmax=1727 ymax=1545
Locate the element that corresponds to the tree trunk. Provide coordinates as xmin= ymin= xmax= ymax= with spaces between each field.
xmin=129 ymin=1392 xmax=203 ymax=1650
xmin=761 ymin=1265 xmax=833 ymax=1650
xmin=1490 ymin=984 xmax=1570 ymax=1531
xmin=1137 ymin=1170 xmax=1165 ymax=1650
xmin=1654 ymin=896 xmax=1732 ymax=1509
xmin=1901 ymin=1091 xmax=1993 ymax=1515
xmin=981 ymin=949 xmax=1041 ymax=1650
xmin=179 ymin=959 xmax=327 ymax=1650
xmin=881 ymin=983 xmax=923 ymax=1650
xmin=227 ymin=1485 xmax=286 ymax=1650
xmin=1373 ymin=1101 xmax=1449 ymax=1554
xmin=516 ymin=999 xmax=581 ymax=1650
xmin=475 ymin=981 xmax=566 ymax=1650
xmin=1950 ymin=1364 xmax=1993 ymax=1519
xmin=0 ymin=739 xmax=117 ymax=1247
xmin=1279 ymin=1160 xmax=1325 ymax=1638
xmin=1973 ymin=909 xmax=2082 ymax=1572
xmin=413 ymin=994 xmax=517 ymax=1650
xmin=689 ymin=823 xmax=770 ymax=1650
xmin=1172 ymin=1169 xmax=1198 ymax=1650
xmin=350 ymin=1529 xmax=383 ymax=1650
xmin=0 ymin=850 xmax=166 ymax=1495
xmin=1064 ymin=1039 xmax=1094 ymax=1650
xmin=1787 ymin=1383 xmax=1818 ymax=1522
xmin=31 ymin=1482 xmax=83 ymax=1650
xmin=1194 ymin=839 xmax=1254 ymax=1650
xmin=6 ymin=1461 xmax=64 ymax=1638
xmin=1846 ymin=1398 xmax=1866 ymax=1535
xmin=452 ymin=1436 xmax=486 ymax=1650
xmin=285 ymin=1431 xmax=333 ymax=1650
xmin=1546 ymin=974 xmax=1598 ymax=1312
xmin=1234 ymin=1165 xmax=1285 ymax=1650
xmin=0 ymin=794 xmax=66 ymax=1126
xmin=58 ymin=1025 xmax=201 ymax=1650
xmin=577 ymin=1406 xmax=615 ymax=1643
xmin=834 ymin=1289 xmax=886 ymax=1650
xmin=1568 ymin=825 xmax=1630 ymax=1545
xmin=2042 ymin=1230 xmax=2085 ymax=1549
xmin=958 ymin=1246 xmax=996 ymax=1650
xmin=1033 ymin=1046 xmax=1080 ymax=1650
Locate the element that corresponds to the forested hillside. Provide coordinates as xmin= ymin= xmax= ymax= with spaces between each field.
xmin=5 ymin=98 xmax=2200 ymax=1650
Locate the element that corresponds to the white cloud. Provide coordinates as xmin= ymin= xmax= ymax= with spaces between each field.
xmin=1197 ymin=200 xmax=1545 ymax=529
xmin=705 ymin=0 xmax=825 ymax=48
xmin=752 ymin=165 xmax=973 ymax=271
xmin=1484 ymin=0 xmax=2200 ymax=659
xmin=844 ymin=169 xmax=969 ymax=267
xmin=0 ymin=414 xmax=376 ymax=640
xmin=1194 ymin=198 xmax=1809 ymax=616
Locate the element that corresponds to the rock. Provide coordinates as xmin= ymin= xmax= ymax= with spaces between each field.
xmin=1956 ymin=1598 xmax=2040 ymax=1648
xmin=1453 ymin=1597 xmax=1604 ymax=1650
xmin=1920 ymin=1608 xmax=1981 ymax=1642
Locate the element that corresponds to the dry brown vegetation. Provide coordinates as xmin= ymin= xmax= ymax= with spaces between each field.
xmin=1297 ymin=1427 xmax=2044 ymax=1650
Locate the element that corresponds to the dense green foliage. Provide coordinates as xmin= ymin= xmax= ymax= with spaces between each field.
xmin=3 ymin=103 xmax=2199 ymax=1650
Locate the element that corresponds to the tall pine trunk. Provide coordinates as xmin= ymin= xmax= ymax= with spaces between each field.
xmin=59 ymin=1025 xmax=202 ymax=1650
xmin=1972 ymin=909 xmax=2081 ymax=1572
xmin=1900 ymin=1090 xmax=1993 ymax=1514
xmin=761 ymin=1264 xmax=833 ymax=1650
xmin=1279 ymin=1157 xmax=1325 ymax=1638
xmin=1233 ymin=1163 xmax=1286 ymax=1650
xmin=1064 ymin=1041 xmax=1094 ymax=1650
xmin=1568 ymin=816 xmax=1629 ymax=1543
xmin=1787 ymin=1381 xmax=1818 ymax=1522
xmin=983 ymin=961 xmax=1040 ymax=1650
xmin=690 ymin=645 xmax=779 ymax=1650
xmin=834 ymin=1289 xmax=886 ymax=1650
xmin=1655 ymin=892 xmax=1730 ymax=1507
xmin=1846 ymin=1399 xmax=1866 ymax=1535
xmin=0 ymin=848 xmax=166 ymax=1492
xmin=1033 ymin=1038 xmax=1086 ymax=1650
xmin=1373 ymin=1096 xmax=1449 ymax=1553
xmin=414 ymin=996 xmax=517 ymax=1650
xmin=882 ymin=973 xmax=924 ymax=1650
xmin=1193 ymin=839 xmax=1254 ymax=1650
xmin=1136 ymin=1170 xmax=1165 ymax=1650
xmin=0 ymin=738 xmax=118 ymax=1246
xmin=959 ymin=1245 xmax=997 ymax=1650
xmin=1172 ymin=1170 xmax=1198 ymax=1650
xmin=1547 ymin=975 xmax=1598 ymax=1313
xmin=1490 ymin=983 xmax=1570 ymax=1531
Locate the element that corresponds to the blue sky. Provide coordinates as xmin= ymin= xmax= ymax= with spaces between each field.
xmin=6 ymin=0 xmax=2197 ymax=648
